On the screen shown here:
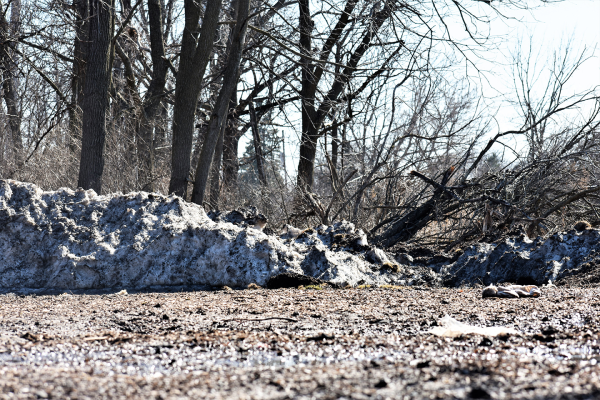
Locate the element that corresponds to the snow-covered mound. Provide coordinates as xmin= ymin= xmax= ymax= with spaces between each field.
xmin=3 ymin=180 xmax=594 ymax=290
xmin=0 ymin=180 xmax=408 ymax=290
xmin=431 ymin=230 xmax=600 ymax=286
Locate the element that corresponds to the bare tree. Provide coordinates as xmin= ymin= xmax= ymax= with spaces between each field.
xmin=136 ymin=0 xmax=170 ymax=192
xmin=372 ymin=41 xmax=600 ymax=247
xmin=0 ymin=0 xmax=23 ymax=168
xmin=168 ymin=0 xmax=223 ymax=197
xmin=77 ymin=0 xmax=116 ymax=192
xmin=3 ymin=0 xmax=600 ymax=250
xmin=191 ymin=0 xmax=250 ymax=205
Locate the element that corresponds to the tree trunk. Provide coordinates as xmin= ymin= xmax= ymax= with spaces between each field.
xmin=373 ymin=168 xmax=455 ymax=247
xmin=222 ymin=100 xmax=240 ymax=192
xmin=0 ymin=0 xmax=23 ymax=166
xmin=296 ymin=0 xmax=315 ymax=193
xmin=295 ymin=1 xmax=389 ymax=192
xmin=77 ymin=0 xmax=115 ymax=193
xmin=249 ymin=102 xmax=267 ymax=187
xmin=219 ymin=2 xmax=241 ymax=194
xmin=331 ymin=122 xmax=339 ymax=166
xmin=112 ymin=4 xmax=139 ymax=180
xmin=191 ymin=0 xmax=249 ymax=205
xmin=137 ymin=0 xmax=170 ymax=192
xmin=208 ymin=0 xmax=238 ymax=208
xmin=208 ymin=123 xmax=225 ymax=209
xmin=69 ymin=0 xmax=89 ymax=155
xmin=168 ymin=0 xmax=223 ymax=197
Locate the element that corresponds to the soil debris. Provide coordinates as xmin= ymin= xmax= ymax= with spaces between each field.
xmin=0 ymin=287 xmax=598 ymax=399
xmin=266 ymin=271 xmax=332 ymax=289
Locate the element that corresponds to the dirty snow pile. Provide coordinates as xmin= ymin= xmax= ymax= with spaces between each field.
xmin=0 ymin=180 xmax=409 ymax=290
xmin=430 ymin=229 xmax=600 ymax=286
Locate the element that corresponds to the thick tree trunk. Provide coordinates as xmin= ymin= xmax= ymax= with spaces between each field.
xmin=191 ymin=0 xmax=249 ymax=205
xmin=0 ymin=0 xmax=23 ymax=165
xmin=297 ymin=130 xmax=319 ymax=192
xmin=2 ymin=69 xmax=22 ymax=161
xmin=77 ymin=0 xmax=115 ymax=193
xmin=296 ymin=0 xmax=315 ymax=193
xmin=168 ymin=0 xmax=222 ymax=197
xmin=137 ymin=0 xmax=170 ymax=192
xmin=69 ymin=0 xmax=89 ymax=155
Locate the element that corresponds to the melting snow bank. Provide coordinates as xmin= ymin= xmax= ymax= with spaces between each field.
xmin=1 ymin=180 xmax=597 ymax=291
xmin=0 ymin=180 xmax=416 ymax=290
xmin=427 ymin=229 xmax=600 ymax=286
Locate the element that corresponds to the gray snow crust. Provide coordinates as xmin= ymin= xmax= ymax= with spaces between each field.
xmin=0 ymin=180 xmax=404 ymax=290
xmin=1 ymin=180 xmax=596 ymax=291
xmin=433 ymin=230 xmax=600 ymax=286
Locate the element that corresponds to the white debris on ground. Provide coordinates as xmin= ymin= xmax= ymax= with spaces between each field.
xmin=429 ymin=316 xmax=519 ymax=338
xmin=481 ymin=284 xmax=541 ymax=298
xmin=0 ymin=180 xmax=407 ymax=290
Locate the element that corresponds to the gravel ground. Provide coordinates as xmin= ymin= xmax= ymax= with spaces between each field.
xmin=0 ymin=286 xmax=599 ymax=399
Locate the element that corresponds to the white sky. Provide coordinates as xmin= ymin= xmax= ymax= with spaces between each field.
xmin=246 ymin=0 xmax=600 ymax=180
xmin=484 ymin=0 xmax=600 ymax=129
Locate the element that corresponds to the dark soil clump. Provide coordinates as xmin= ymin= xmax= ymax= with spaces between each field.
xmin=266 ymin=271 xmax=335 ymax=289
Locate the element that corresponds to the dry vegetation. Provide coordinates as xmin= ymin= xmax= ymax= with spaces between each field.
xmin=0 ymin=0 xmax=598 ymax=249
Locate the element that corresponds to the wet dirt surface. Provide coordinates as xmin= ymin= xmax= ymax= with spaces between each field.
xmin=0 ymin=287 xmax=599 ymax=399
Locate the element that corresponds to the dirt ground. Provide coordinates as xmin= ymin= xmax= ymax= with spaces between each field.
xmin=0 ymin=286 xmax=599 ymax=399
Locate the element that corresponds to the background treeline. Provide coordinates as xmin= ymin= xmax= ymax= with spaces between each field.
xmin=0 ymin=0 xmax=599 ymax=248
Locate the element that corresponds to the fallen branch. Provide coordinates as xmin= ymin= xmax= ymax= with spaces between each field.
xmin=410 ymin=170 xmax=513 ymax=207
xmin=542 ymin=186 xmax=600 ymax=218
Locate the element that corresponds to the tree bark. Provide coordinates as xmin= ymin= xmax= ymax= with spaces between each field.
xmin=191 ymin=0 xmax=249 ymax=205
xmin=168 ymin=0 xmax=223 ymax=198
xmin=331 ymin=122 xmax=338 ymax=171
xmin=77 ymin=0 xmax=115 ymax=193
xmin=0 ymin=0 xmax=23 ymax=165
xmin=208 ymin=0 xmax=238 ymax=207
xmin=69 ymin=0 xmax=89 ymax=155
xmin=373 ymin=168 xmax=455 ymax=247
xmin=208 ymin=122 xmax=225 ymax=209
xmin=222 ymin=95 xmax=240 ymax=192
xmin=296 ymin=0 xmax=315 ymax=192
xmin=137 ymin=0 xmax=170 ymax=192
xmin=249 ymin=102 xmax=267 ymax=187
